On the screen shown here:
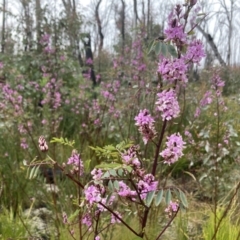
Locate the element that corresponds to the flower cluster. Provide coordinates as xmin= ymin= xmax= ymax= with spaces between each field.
xmin=164 ymin=5 xmax=187 ymax=43
xmin=156 ymin=89 xmax=180 ymax=121
xmin=121 ymin=145 xmax=141 ymax=168
xmin=184 ymin=40 xmax=205 ymax=63
xmin=38 ymin=136 xmax=48 ymax=152
xmin=91 ymin=168 xmax=103 ymax=181
xmin=165 ymin=201 xmax=179 ymax=217
xmin=160 ymin=133 xmax=186 ymax=165
xmin=67 ymin=149 xmax=84 ymax=176
xmin=137 ymin=174 xmax=158 ymax=199
xmin=84 ymin=185 xmax=103 ymax=205
xmin=157 ymin=57 xmax=188 ymax=84
xmin=134 ymin=109 xmax=156 ymax=144
xmin=117 ymin=181 xmax=137 ymax=199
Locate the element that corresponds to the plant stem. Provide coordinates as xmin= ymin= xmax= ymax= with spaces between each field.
xmin=151 ymin=120 xmax=167 ymax=177
xmin=155 ymin=209 xmax=179 ymax=240
xmin=98 ymin=202 xmax=140 ymax=237
xmin=140 ymin=120 xmax=167 ymax=238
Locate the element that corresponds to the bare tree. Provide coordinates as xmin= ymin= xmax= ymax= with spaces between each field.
xmin=1 ymin=0 xmax=6 ymax=53
xmin=62 ymin=0 xmax=83 ymax=67
xmin=114 ymin=0 xmax=126 ymax=55
xmin=218 ymin=0 xmax=234 ymax=66
xmin=197 ymin=25 xmax=226 ymax=67
xmin=95 ymin=0 xmax=104 ymax=52
xmin=147 ymin=0 xmax=151 ymax=37
xmin=35 ymin=0 xmax=42 ymax=52
xmin=20 ymin=0 xmax=33 ymax=51
xmin=133 ymin=0 xmax=141 ymax=28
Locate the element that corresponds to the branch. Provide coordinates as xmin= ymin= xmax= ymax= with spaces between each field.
xmin=196 ymin=25 xmax=226 ymax=67
xmin=95 ymin=0 xmax=104 ymax=51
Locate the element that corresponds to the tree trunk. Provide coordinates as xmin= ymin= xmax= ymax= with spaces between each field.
xmin=35 ymin=0 xmax=42 ymax=52
xmin=1 ymin=0 xmax=6 ymax=53
xmin=95 ymin=0 xmax=104 ymax=52
xmin=197 ymin=25 xmax=226 ymax=67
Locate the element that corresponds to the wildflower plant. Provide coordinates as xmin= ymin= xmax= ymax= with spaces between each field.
xmin=25 ymin=1 xmax=210 ymax=239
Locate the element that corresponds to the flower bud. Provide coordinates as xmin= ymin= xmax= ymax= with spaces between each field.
xmin=38 ymin=136 xmax=48 ymax=152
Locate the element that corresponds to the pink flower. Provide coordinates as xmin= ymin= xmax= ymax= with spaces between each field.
xmin=82 ymin=213 xmax=92 ymax=227
xmin=84 ymin=185 xmax=102 ymax=205
xmin=156 ymin=89 xmax=180 ymax=121
xmin=20 ymin=138 xmax=28 ymax=149
xmin=86 ymin=58 xmax=93 ymax=65
xmin=165 ymin=201 xmax=179 ymax=217
xmin=135 ymin=109 xmax=156 ymax=144
xmin=67 ymin=150 xmax=84 ymax=176
xmin=184 ymin=40 xmax=205 ymax=63
xmin=157 ymin=57 xmax=188 ymax=83
xmin=160 ymin=133 xmax=186 ymax=165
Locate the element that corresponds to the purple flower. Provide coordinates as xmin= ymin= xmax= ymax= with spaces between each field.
xmin=157 ymin=57 xmax=188 ymax=84
xmin=86 ymin=58 xmax=93 ymax=65
xmin=40 ymin=34 xmax=50 ymax=45
xmin=20 ymin=138 xmax=28 ymax=149
xmin=184 ymin=40 xmax=205 ymax=63
xmin=117 ymin=181 xmax=137 ymax=198
xmin=84 ymin=185 xmax=102 ymax=205
xmin=156 ymin=89 xmax=180 ymax=121
xmin=38 ymin=136 xmax=48 ymax=152
xmin=121 ymin=145 xmax=141 ymax=168
xmin=62 ymin=212 xmax=68 ymax=224
xmin=135 ymin=109 xmax=156 ymax=144
xmin=211 ymin=74 xmax=225 ymax=89
xmin=82 ymin=213 xmax=92 ymax=227
xmin=200 ymin=91 xmax=212 ymax=107
xmin=160 ymin=133 xmax=186 ymax=165
xmin=67 ymin=150 xmax=84 ymax=176
xmin=165 ymin=24 xmax=187 ymax=43
xmin=91 ymin=168 xmax=103 ymax=180
xmin=53 ymin=92 xmax=61 ymax=109
xmin=137 ymin=174 xmax=158 ymax=200
xmin=164 ymin=7 xmax=187 ymax=43
xmin=194 ymin=107 xmax=201 ymax=118
xmin=135 ymin=109 xmax=155 ymax=126
xmin=165 ymin=201 xmax=179 ymax=217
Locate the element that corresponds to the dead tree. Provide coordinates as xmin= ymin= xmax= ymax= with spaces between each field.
xmin=82 ymin=34 xmax=97 ymax=87
xmin=197 ymin=25 xmax=226 ymax=67
xmin=20 ymin=0 xmax=33 ymax=51
xmin=1 ymin=0 xmax=6 ymax=53
xmin=95 ymin=0 xmax=104 ymax=52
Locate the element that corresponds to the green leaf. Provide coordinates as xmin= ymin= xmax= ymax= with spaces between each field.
xmin=146 ymin=191 xmax=155 ymax=207
xmin=148 ymin=40 xmax=156 ymax=54
xmin=95 ymin=162 xmax=122 ymax=170
xmin=68 ymin=209 xmax=80 ymax=222
xmin=179 ymin=190 xmax=188 ymax=208
xmin=102 ymin=171 xmax=110 ymax=178
xmin=155 ymin=189 xmax=163 ymax=206
xmin=117 ymin=169 xmax=124 ymax=176
xmin=160 ymin=42 xmax=167 ymax=56
xmin=155 ymin=42 xmax=162 ymax=55
xmin=165 ymin=189 xmax=172 ymax=205
xmin=29 ymin=166 xmax=40 ymax=180
xmin=108 ymin=180 xmax=114 ymax=191
xmin=109 ymin=169 xmax=117 ymax=176
xmin=167 ymin=44 xmax=177 ymax=57
xmin=113 ymin=180 xmax=119 ymax=190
